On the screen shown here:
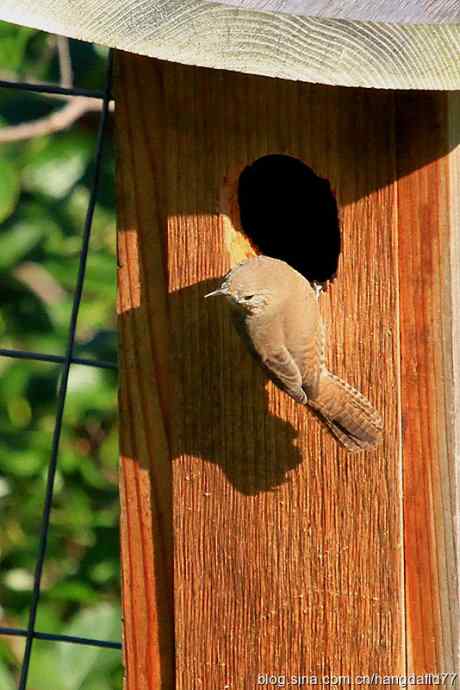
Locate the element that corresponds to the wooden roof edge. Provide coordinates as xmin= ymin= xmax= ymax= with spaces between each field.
xmin=1 ymin=0 xmax=459 ymax=90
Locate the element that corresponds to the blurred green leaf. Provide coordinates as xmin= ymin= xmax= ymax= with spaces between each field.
xmin=15 ymin=607 xmax=121 ymax=690
xmin=0 ymin=157 xmax=20 ymax=223
xmin=58 ymin=604 xmax=120 ymax=690
xmin=22 ymin=132 xmax=94 ymax=199
xmin=47 ymin=580 xmax=99 ymax=604
xmin=0 ymin=660 xmax=16 ymax=690
xmin=0 ymin=199 xmax=62 ymax=271
xmin=0 ymin=24 xmax=35 ymax=72
xmin=0 ymin=227 xmax=43 ymax=271
xmin=27 ymin=643 xmax=68 ymax=690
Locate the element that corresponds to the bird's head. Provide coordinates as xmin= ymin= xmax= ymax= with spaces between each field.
xmin=205 ymin=257 xmax=280 ymax=315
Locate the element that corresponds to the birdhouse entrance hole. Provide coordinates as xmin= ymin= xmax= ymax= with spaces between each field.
xmin=238 ymin=154 xmax=340 ymax=284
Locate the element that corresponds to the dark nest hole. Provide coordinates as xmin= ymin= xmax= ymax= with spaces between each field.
xmin=238 ymin=154 xmax=341 ymax=284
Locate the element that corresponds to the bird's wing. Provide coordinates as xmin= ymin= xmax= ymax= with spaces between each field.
xmin=231 ymin=310 xmax=307 ymax=404
xmin=261 ymin=346 xmax=308 ymax=405
xmin=283 ymin=289 xmax=324 ymax=401
xmin=300 ymin=318 xmax=324 ymax=400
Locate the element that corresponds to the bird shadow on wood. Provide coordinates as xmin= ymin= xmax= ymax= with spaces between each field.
xmin=117 ymin=272 xmax=308 ymax=680
xmin=166 ymin=277 xmax=307 ymax=496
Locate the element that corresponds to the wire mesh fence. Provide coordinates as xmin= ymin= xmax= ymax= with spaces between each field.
xmin=0 ymin=39 xmax=121 ymax=690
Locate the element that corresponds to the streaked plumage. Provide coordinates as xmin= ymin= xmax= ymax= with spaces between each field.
xmin=206 ymin=255 xmax=383 ymax=452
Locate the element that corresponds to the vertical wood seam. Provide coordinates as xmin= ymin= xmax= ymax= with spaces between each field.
xmin=121 ymin=72 xmax=172 ymax=572
xmin=391 ymin=88 xmax=407 ymax=679
xmin=448 ymin=91 xmax=460 ymax=673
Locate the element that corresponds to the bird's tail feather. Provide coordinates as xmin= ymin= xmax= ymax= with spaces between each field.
xmin=309 ymin=370 xmax=383 ymax=452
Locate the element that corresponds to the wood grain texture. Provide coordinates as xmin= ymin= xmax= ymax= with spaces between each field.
xmin=115 ymin=52 xmax=404 ymax=689
xmin=215 ymin=0 xmax=460 ymax=24
xmin=449 ymin=97 xmax=460 ymax=677
xmin=395 ymin=92 xmax=459 ymax=679
xmin=116 ymin=65 xmax=175 ymax=689
xmin=3 ymin=1 xmax=460 ymax=90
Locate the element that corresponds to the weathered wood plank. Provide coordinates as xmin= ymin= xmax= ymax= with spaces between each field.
xmin=396 ymin=92 xmax=459 ymax=678
xmin=115 ymin=51 xmax=403 ymax=689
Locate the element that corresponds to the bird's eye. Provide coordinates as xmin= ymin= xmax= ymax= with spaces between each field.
xmin=243 ymin=294 xmax=254 ymax=300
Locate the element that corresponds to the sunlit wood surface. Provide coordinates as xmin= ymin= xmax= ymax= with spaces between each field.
xmin=115 ymin=52 xmax=458 ymax=689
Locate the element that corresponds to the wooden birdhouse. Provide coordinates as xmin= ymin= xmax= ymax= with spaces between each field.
xmin=115 ymin=58 xmax=459 ymax=690
xmin=4 ymin=2 xmax=458 ymax=688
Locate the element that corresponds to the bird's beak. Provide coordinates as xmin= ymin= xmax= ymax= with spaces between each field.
xmin=204 ymin=288 xmax=227 ymax=298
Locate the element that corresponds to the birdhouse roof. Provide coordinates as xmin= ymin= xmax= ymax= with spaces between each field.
xmin=2 ymin=0 xmax=459 ymax=89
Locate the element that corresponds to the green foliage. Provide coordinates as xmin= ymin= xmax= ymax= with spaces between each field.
xmin=0 ymin=22 xmax=120 ymax=688
xmin=0 ymin=156 xmax=20 ymax=223
xmin=0 ymin=22 xmax=107 ymax=89
xmin=0 ymin=24 xmax=36 ymax=75
xmin=27 ymin=604 xmax=122 ymax=690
